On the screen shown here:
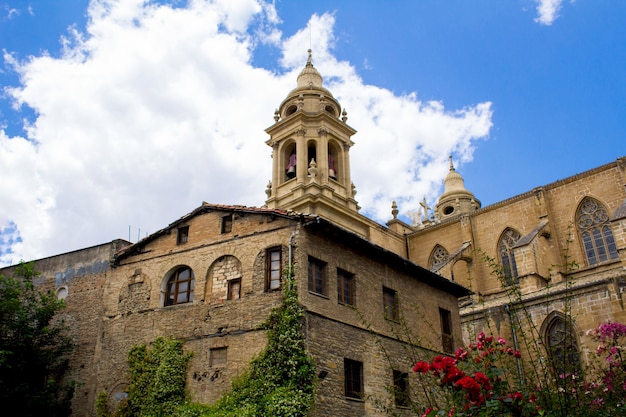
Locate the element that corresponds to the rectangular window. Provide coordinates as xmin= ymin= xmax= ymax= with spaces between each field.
xmin=393 ymin=370 xmax=409 ymax=407
xmin=337 ymin=269 xmax=355 ymax=306
xmin=344 ymin=358 xmax=363 ymax=399
xmin=266 ymin=247 xmax=282 ymax=291
xmin=383 ymin=287 xmax=399 ymax=321
xmin=308 ymin=257 xmax=327 ymax=295
xmin=227 ymin=279 xmax=241 ymax=300
xmin=439 ymin=308 xmax=454 ymax=354
xmin=177 ymin=226 xmax=189 ymax=245
xmin=209 ymin=347 xmax=227 ymax=367
xmin=221 ymin=214 xmax=233 ymax=234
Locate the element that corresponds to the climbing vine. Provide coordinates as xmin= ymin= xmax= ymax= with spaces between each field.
xmin=179 ymin=267 xmax=316 ymax=417
xmin=98 ymin=337 xmax=192 ymax=417
xmin=103 ymin=268 xmax=315 ymax=417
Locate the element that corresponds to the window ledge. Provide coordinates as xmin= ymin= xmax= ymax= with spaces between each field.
xmin=580 ymin=257 xmax=621 ymax=271
xmin=308 ymin=291 xmax=329 ymax=299
xmin=344 ymin=396 xmax=364 ymax=403
xmin=338 ymin=302 xmax=356 ymax=308
xmin=159 ymin=301 xmax=196 ymax=310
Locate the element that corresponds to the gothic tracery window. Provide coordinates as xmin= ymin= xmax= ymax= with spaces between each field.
xmin=429 ymin=245 xmax=449 ymax=270
xmin=576 ymin=197 xmax=618 ymax=265
xmin=545 ymin=314 xmax=582 ymax=377
xmin=498 ymin=228 xmax=521 ymax=285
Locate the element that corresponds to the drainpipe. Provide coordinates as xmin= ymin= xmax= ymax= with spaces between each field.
xmin=404 ymin=233 xmax=410 ymax=260
xmin=289 ymin=230 xmax=296 ymax=266
xmin=505 ymin=304 xmax=525 ymax=390
xmin=288 ymin=230 xmax=297 ymax=282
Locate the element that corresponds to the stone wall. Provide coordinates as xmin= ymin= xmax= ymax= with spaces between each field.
xmin=408 ymin=158 xmax=626 ymax=374
xmin=0 ymin=240 xmax=131 ymax=417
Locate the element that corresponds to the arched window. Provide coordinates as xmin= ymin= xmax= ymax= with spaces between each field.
xmin=544 ymin=314 xmax=581 ymax=377
xmin=498 ymin=228 xmax=521 ymax=285
xmin=307 ymin=142 xmax=317 ymax=169
xmin=328 ymin=142 xmax=340 ymax=181
xmin=165 ymin=266 xmax=195 ymax=306
xmin=576 ymin=197 xmax=618 ymax=265
xmin=429 ymin=244 xmax=449 ymax=270
xmin=284 ymin=142 xmax=297 ymax=180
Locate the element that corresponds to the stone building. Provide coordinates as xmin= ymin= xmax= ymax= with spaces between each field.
xmin=2 ymin=50 xmax=625 ymax=416
xmin=406 ymin=155 xmax=626 ymax=375
xmin=1 ymin=52 xmax=470 ymax=416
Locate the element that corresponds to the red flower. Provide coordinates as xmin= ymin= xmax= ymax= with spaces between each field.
xmin=455 ymin=347 xmax=468 ymax=360
xmin=473 ymin=371 xmax=492 ymax=391
xmin=413 ymin=361 xmax=430 ymax=373
xmin=455 ymin=376 xmax=481 ymax=397
xmin=441 ymin=366 xmax=465 ymax=384
xmin=507 ymin=391 xmax=524 ymax=402
xmin=431 ymin=356 xmax=456 ymax=374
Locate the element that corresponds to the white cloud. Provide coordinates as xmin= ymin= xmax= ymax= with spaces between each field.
xmin=534 ymin=0 xmax=564 ymax=25
xmin=0 ymin=0 xmax=492 ymax=265
xmin=3 ymin=6 xmax=20 ymax=19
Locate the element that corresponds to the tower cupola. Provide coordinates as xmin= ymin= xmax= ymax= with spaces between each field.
xmin=435 ymin=157 xmax=481 ymax=220
xmin=264 ymin=50 xmax=360 ymax=221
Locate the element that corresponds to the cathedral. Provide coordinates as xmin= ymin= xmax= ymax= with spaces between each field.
xmin=2 ymin=51 xmax=625 ymax=416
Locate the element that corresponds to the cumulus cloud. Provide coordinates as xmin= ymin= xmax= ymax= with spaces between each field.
xmin=534 ymin=0 xmax=564 ymax=25
xmin=0 ymin=0 xmax=492 ymax=265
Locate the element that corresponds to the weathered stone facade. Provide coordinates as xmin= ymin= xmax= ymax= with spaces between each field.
xmin=0 ymin=240 xmax=130 ymax=415
xmin=2 ymin=50 xmax=625 ymax=417
xmin=407 ymin=156 xmax=626 ymax=368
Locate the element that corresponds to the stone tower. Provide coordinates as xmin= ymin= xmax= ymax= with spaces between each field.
xmin=265 ymin=50 xmax=360 ymax=220
xmin=434 ymin=156 xmax=481 ymax=221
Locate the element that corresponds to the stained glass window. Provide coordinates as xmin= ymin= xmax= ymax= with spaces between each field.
xmin=546 ymin=315 xmax=581 ymax=377
xmin=577 ymin=197 xmax=618 ymax=265
xmin=498 ymin=228 xmax=521 ymax=285
xmin=429 ymin=245 xmax=449 ymax=270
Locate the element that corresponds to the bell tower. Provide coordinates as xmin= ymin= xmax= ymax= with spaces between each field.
xmin=265 ymin=50 xmax=360 ymax=219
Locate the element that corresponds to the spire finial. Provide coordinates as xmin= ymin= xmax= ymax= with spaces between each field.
xmin=307 ymin=49 xmax=313 ymax=66
xmin=449 ymin=155 xmax=455 ymax=172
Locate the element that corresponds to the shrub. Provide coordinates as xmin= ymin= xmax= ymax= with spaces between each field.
xmin=413 ymin=321 xmax=626 ymax=417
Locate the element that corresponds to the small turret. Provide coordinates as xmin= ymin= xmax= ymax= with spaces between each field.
xmin=435 ymin=156 xmax=481 ymax=220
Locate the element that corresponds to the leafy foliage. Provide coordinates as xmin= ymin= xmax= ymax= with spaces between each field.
xmin=0 ymin=262 xmax=75 ymax=417
xmin=180 ymin=268 xmax=316 ymax=417
xmin=104 ymin=267 xmax=315 ymax=417
xmin=409 ymin=239 xmax=626 ymax=417
xmin=414 ymin=332 xmax=539 ymax=416
xmin=122 ymin=337 xmax=192 ymax=417
xmin=413 ymin=322 xmax=626 ymax=417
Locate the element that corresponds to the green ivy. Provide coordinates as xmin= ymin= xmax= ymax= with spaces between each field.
xmin=179 ymin=268 xmax=316 ymax=417
xmin=118 ymin=337 xmax=192 ymax=417
xmin=106 ymin=268 xmax=314 ymax=417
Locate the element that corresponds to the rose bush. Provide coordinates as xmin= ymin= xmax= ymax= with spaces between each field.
xmin=414 ymin=321 xmax=626 ymax=417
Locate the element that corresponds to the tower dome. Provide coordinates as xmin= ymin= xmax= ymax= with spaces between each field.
xmin=296 ymin=49 xmax=324 ymax=89
xmin=435 ymin=157 xmax=481 ymax=220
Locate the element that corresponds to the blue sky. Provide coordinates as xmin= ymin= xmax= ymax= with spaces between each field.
xmin=1 ymin=0 xmax=625 ymax=265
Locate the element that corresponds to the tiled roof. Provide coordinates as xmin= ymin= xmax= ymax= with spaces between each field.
xmin=114 ymin=202 xmax=304 ymax=261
